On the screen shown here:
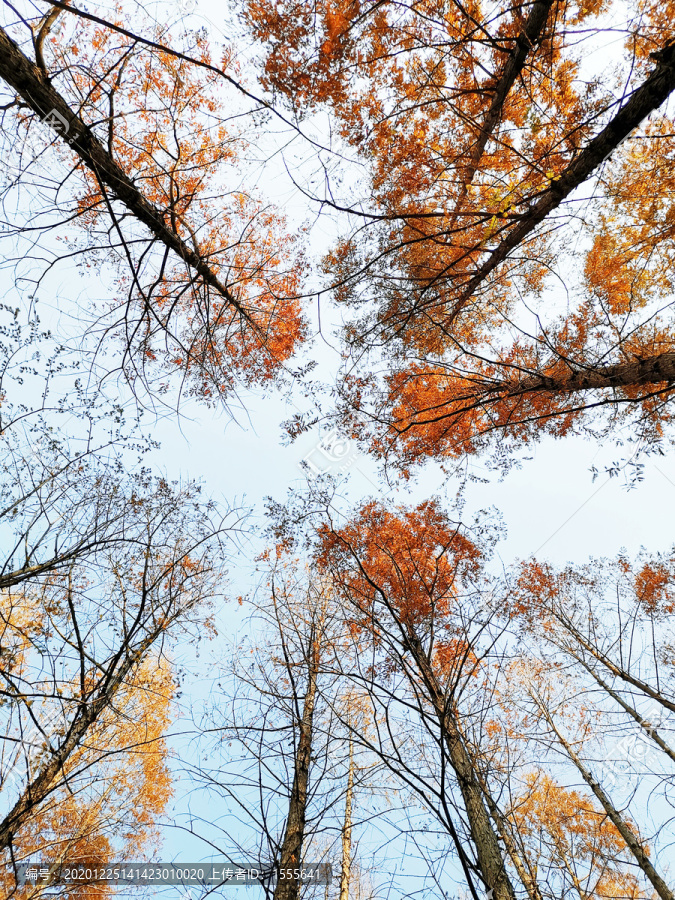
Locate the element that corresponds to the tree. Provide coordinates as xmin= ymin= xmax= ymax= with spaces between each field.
xmin=0 ymin=268 xmax=238 ymax=877
xmin=261 ymin=477 xmax=675 ymax=900
xmin=498 ymin=550 xmax=675 ymax=900
xmin=315 ymin=498 xmax=519 ymax=900
xmin=195 ymin=559 xmax=348 ymax=900
xmin=0 ymin=2 xmax=305 ymax=405
xmin=3 ymin=1 xmax=675 ymax=897
xmin=0 ymin=466 xmax=234 ymax=857
xmin=1 ymin=655 xmax=175 ymax=899
xmin=245 ymin=0 xmax=675 ymax=472
xmin=506 ymin=773 xmax=643 ymax=900
xmin=338 ymin=717 xmax=354 ymax=900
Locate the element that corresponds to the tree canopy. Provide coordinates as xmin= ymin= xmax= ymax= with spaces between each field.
xmin=1 ymin=0 xmax=674 ymax=898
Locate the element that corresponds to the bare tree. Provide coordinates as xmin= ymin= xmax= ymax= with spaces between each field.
xmin=194 ymin=562 xmax=350 ymax=900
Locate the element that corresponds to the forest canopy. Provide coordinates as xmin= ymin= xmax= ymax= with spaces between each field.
xmin=0 ymin=0 xmax=674 ymax=898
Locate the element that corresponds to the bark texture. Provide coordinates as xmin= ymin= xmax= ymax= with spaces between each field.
xmin=510 ymin=352 xmax=675 ymax=394
xmin=339 ymin=735 xmax=354 ymax=900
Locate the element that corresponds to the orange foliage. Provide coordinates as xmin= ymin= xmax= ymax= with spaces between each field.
xmin=433 ymin=638 xmax=480 ymax=681
xmin=247 ymin=0 xmax=610 ymax=323
xmin=633 ymin=560 xmax=675 ymax=616
xmin=39 ymin=8 xmax=305 ymax=397
xmin=1 ymin=657 xmax=174 ymax=899
xmin=316 ymin=499 xmax=483 ymax=631
xmin=247 ymin=0 xmax=675 ymax=466
xmin=513 ymin=549 xmax=675 ymax=627
xmin=510 ymin=773 xmax=642 ymax=899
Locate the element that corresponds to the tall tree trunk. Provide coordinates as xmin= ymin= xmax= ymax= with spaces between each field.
xmin=552 ymin=618 xmax=675 ymax=716
xmin=404 ymin=629 xmax=516 ymax=900
xmin=394 ymin=351 xmax=675 ymax=442
xmin=566 ymin=651 xmax=675 ymax=765
xmin=274 ymin=655 xmax=318 ymax=900
xmin=339 ymin=734 xmax=354 ymax=900
xmin=440 ymin=719 xmax=516 ymax=900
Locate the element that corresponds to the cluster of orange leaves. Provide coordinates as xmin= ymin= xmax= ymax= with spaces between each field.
xmin=513 ymin=551 xmax=675 ymax=625
xmin=247 ymin=0 xmax=607 ymax=311
xmin=248 ymin=0 xmax=675 ymax=464
xmin=317 ymin=499 xmax=482 ymax=636
xmin=42 ymin=9 xmax=305 ymax=395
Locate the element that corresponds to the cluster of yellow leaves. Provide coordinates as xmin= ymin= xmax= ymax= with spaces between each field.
xmin=1 ymin=656 xmax=174 ymax=899
xmin=510 ymin=773 xmax=642 ymax=899
xmin=629 ymin=0 xmax=675 ymax=69
xmin=0 ymin=590 xmax=47 ymax=686
xmin=585 ymin=119 xmax=675 ymax=316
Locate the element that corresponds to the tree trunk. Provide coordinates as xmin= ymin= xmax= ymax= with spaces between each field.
xmin=404 ymin=629 xmax=516 ymax=900
xmin=449 ymin=41 xmax=675 ymax=316
xmin=339 ymin=734 xmax=354 ymax=900
xmin=478 ymin=777 xmax=545 ymax=900
xmin=440 ymin=720 xmax=516 ymax=900
xmin=507 ymin=351 xmax=675 ymax=395
xmin=536 ymin=700 xmax=674 ymax=900
xmin=566 ymin=650 xmax=675 ymax=765
xmin=273 ymin=655 xmax=318 ymax=900
xmin=554 ymin=619 xmax=675 ymax=716
xmin=449 ymin=0 xmax=555 ymax=218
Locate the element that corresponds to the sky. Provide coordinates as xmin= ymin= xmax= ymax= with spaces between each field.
xmin=1 ymin=0 xmax=674 ymax=895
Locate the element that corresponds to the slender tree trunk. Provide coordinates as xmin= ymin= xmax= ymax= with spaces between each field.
xmin=536 ymin=699 xmax=674 ymax=900
xmin=553 ymin=620 xmax=675 ymax=716
xmin=403 ymin=629 xmax=516 ymax=900
xmin=566 ymin=651 xmax=675 ymax=765
xmin=396 ymin=351 xmax=675 ymax=439
xmin=478 ymin=778 xmax=545 ymax=900
xmin=274 ymin=655 xmax=318 ymax=900
xmin=339 ymin=734 xmax=354 ymax=900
